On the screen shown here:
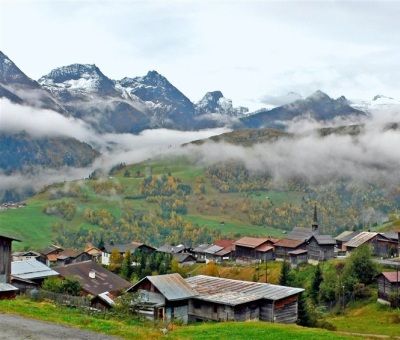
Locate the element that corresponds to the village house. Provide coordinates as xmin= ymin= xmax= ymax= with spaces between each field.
xmin=11 ymin=259 xmax=59 ymax=293
xmin=377 ymin=271 xmax=400 ymax=307
xmin=12 ymin=250 xmax=41 ymax=262
xmin=191 ymin=244 xmax=211 ymax=262
xmin=129 ymin=274 xmax=304 ymax=324
xmin=54 ymin=261 xmax=132 ymax=309
xmin=343 ymin=232 xmax=398 ymax=257
xmin=38 ymin=245 xmax=64 ymax=266
xmin=84 ymin=243 xmax=103 ymax=262
xmin=274 ymin=239 xmax=307 ymax=260
xmin=0 ymin=234 xmax=20 ymax=299
xmin=173 ymin=253 xmax=197 ymax=266
xmin=234 ymin=237 xmax=277 ymax=263
xmin=157 ymin=244 xmax=190 ymax=254
xmin=212 ymin=239 xmax=235 ymax=262
xmin=101 ymin=241 xmax=155 ymax=266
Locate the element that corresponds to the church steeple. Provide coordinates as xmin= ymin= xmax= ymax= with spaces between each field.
xmin=312 ymin=204 xmax=319 ymax=234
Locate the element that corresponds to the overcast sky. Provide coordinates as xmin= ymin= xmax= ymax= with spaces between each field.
xmin=1 ymin=0 xmax=399 ymax=109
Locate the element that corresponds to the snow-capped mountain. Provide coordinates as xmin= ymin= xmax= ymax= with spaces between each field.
xmin=116 ymin=71 xmax=196 ymax=129
xmin=351 ymin=95 xmax=400 ymax=113
xmin=0 ymin=51 xmax=63 ymax=111
xmin=242 ymin=90 xmax=366 ymax=129
xmin=195 ymin=91 xmax=249 ymax=116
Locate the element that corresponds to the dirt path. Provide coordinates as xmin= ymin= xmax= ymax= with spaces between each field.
xmin=0 ymin=314 xmax=120 ymax=340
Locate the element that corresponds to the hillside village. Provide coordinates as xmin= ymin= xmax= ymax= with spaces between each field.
xmin=1 ymin=206 xmax=399 ymax=335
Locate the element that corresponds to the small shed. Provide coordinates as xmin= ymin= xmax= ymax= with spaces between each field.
xmin=377 ymin=271 xmax=400 ymax=306
xmin=173 ymin=253 xmax=196 ymax=266
xmin=288 ymin=249 xmax=308 ymax=267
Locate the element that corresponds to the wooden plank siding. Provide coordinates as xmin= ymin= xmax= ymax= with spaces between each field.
xmin=0 ymin=237 xmax=12 ymax=284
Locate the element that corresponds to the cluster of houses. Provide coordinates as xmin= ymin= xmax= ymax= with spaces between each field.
xmin=0 ymin=207 xmax=399 ymax=321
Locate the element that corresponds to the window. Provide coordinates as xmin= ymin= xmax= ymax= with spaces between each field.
xmin=213 ymin=305 xmax=218 ymax=313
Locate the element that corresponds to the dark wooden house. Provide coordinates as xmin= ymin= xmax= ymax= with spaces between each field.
xmin=234 ymin=237 xmax=278 ymax=262
xmin=185 ymin=275 xmax=304 ymax=323
xmin=288 ymin=249 xmax=308 ymax=267
xmin=274 ymin=239 xmax=306 ymax=259
xmin=377 ymin=271 xmax=400 ymax=306
xmin=335 ymin=231 xmax=360 ymax=251
xmin=0 ymin=234 xmax=20 ymax=299
xmin=307 ymin=235 xmax=336 ymax=261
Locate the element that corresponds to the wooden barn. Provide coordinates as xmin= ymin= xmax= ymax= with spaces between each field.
xmin=377 ymin=271 xmax=400 ymax=306
xmin=185 ymin=275 xmax=304 ymax=323
xmin=307 ymin=235 xmax=336 ymax=261
xmin=344 ymin=232 xmax=398 ymax=257
xmin=274 ymin=239 xmax=306 ymax=259
xmin=128 ymin=273 xmax=198 ymax=323
xmin=0 ymin=234 xmax=20 ymax=299
xmin=288 ymin=249 xmax=308 ymax=267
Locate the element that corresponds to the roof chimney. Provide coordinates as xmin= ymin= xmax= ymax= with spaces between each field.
xmin=89 ymin=270 xmax=96 ymax=279
xmin=312 ymin=204 xmax=319 ymax=234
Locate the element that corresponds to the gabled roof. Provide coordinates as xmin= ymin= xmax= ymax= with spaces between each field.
xmin=130 ymin=273 xmax=198 ymax=301
xmin=204 ymin=245 xmax=224 ymax=255
xmin=192 ymin=244 xmax=211 ymax=253
xmin=274 ymin=238 xmax=306 ymax=248
xmin=12 ymin=251 xmax=40 ymax=257
xmin=173 ymin=253 xmax=196 ymax=263
xmin=103 ymin=241 xmax=154 ymax=254
xmin=54 ymin=261 xmax=131 ymax=296
xmin=344 ymin=232 xmax=379 ymax=248
xmin=312 ymin=235 xmax=336 ymax=245
xmin=234 ymin=237 xmax=271 ymax=248
xmin=186 ymin=275 xmax=304 ymax=306
xmin=335 ymin=231 xmax=360 ymax=242
xmin=380 ymin=272 xmax=400 ymax=283
xmin=40 ymin=245 xmax=63 ymax=256
xmin=382 ymin=232 xmax=400 ymax=241
xmin=214 ymin=239 xmax=235 ymax=249
xmin=0 ymin=234 xmax=21 ymax=242
xmin=157 ymin=244 xmax=187 ymax=254
xmin=286 ymin=227 xmax=313 ymax=241
xmin=255 ymin=244 xmax=274 ymax=252
xmin=12 ymin=259 xmax=58 ymax=280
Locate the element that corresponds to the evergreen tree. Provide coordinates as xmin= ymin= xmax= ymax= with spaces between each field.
xmin=279 ymin=260 xmax=291 ymax=286
xmin=97 ymin=236 xmax=105 ymax=250
xmin=310 ymin=264 xmax=323 ymax=304
xmin=297 ymin=293 xmax=313 ymax=327
xmin=121 ymin=251 xmax=133 ymax=280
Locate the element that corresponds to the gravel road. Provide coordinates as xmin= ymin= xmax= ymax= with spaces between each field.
xmin=0 ymin=314 xmax=120 ymax=340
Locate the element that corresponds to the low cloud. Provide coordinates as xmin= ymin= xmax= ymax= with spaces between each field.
xmin=260 ymin=92 xmax=302 ymax=107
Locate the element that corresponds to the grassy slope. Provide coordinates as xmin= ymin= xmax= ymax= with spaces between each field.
xmin=0 ymin=156 xmax=299 ymax=250
xmin=327 ymin=301 xmax=400 ymax=337
xmin=0 ymin=298 xmax=355 ymax=340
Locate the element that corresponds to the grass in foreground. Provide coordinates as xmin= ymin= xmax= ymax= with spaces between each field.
xmin=327 ymin=301 xmax=400 ymax=337
xmin=0 ymin=297 xmax=160 ymax=339
xmin=169 ymin=322 xmax=355 ymax=340
xmin=0 ymin=297 xmax=358 ymax=340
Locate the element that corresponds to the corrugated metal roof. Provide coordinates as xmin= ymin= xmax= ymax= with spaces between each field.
xmin=382 ymin=232 xmax=400 ymax=241
xmin=344 ymin=232 xmax=378 ymax=248
xmin=234 ymin=237 xmax=271 ymax=248
xmin=0 ymin=283 xmax=18 ymax=292
xmin=192 ymin=244 xmax=211 ymax=253
xmin=186 ymin=275 xmax=303 ymax=306
xmin=335 ymin=231 xmax=360 ymax=242
xmin=380 ymin=272 xmax=400 ymax=283
xmin=204 ymin=245 xmax=224 ymax=254
xmin=12 ymin=259 xmax=59 ymax=280
xmin=136 ymin=273 xmax=198 ymax=301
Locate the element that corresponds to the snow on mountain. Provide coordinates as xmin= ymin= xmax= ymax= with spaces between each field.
xmin=195 ymin=91 xmax=248 ymax=116
xmin=351 ymin=95 xmax=400 ymax=113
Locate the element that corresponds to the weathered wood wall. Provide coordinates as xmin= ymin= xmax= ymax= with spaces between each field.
xmin=0 ymin=237 xmax=12 ymax=283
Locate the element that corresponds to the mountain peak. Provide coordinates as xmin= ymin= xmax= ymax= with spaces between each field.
xmin=306 ymin=90 xmax=331 ymax=101
xmin=0 ymin=51 xmax=38 ymax=87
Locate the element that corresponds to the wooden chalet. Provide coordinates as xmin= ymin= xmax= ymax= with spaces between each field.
xmin=55 ymin=261 xmax=132 ymax=309
xmin=344 ymin=232 xmax=398 ymax=257
xmin=274 ymin=239 xmax=306 ymax=259
xmin=101 ymin=241 xmax=155 ymax=266
xmin=335 ymin=231 xmax=360 ymax=251
xmin=191 ymin=244 xmax=211 ymax=262
xmin=377 ymin=271 xmax=400 ymax=306
xmin=173 ymin=253 xmax=197 ymax=266
xmin=0 ymin=234 xmax=20 ymax=299
xmin=234 ymin=237 xmax=277 ymax=262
